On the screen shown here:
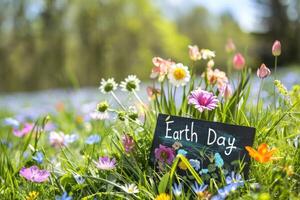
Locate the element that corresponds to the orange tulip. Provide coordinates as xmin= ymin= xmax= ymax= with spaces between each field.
xmin=245 ymin=143 xmax=276 ymax=163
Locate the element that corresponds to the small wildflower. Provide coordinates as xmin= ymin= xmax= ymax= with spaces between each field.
xmin=26 ymin=191 xmax=39 ymax=200
xmin=13 ymin=123 xmax=33 ymax=137
xmin=192 ymin=182 xmax=208 ymax=197
xmin=20 ymin=165 xmax=50 ymax=183
xmin=128 ymin=106 xmax=139 ymax=121
xmin=272 ymin=40 xmax=281 ymax=56
xmin=94 ymin=156 xmax=116 ymax=170
xmin=55 ymin=192 xmax=73 ymax=200
xmin=120 ymin=75 xmax=141 ymax=92
xmin=155 ymin=193 xmax=171 ymax=200
xmin=178 ymin=161 xmax=188 ymax=170
xmin=214 ymin=153 xmax=224 ymax=168
xmin=49 ymin=131 xmax=66 ymax=148
xmin=85 ymin=134 xmax=101 ymax=145
xmin=172 ymin=183 xmax=183 ymax=197
xmin=225 ymin=171 xmax=244 ymax=188
xmin=122 ymin=134 xmax=135 ymax=153
xmin=121 ymin=183 xmax=139 ymax=194
xmin=97 ymin=101 xmax=109 ymax=112
xmin=32 ymin=152 xmax=44 ymax=164
xmin=154 ymin=144 xmax=175 ymax=165
xmin=189 ymin=159 xmax=200 ymax=171
xmin=233 ymin=53 xmax=245 ymax=70
xmin=73 ymin=174 xmax=85 ymax=184
xmin=177 ymin=149 xmax=188 ymax=156
xmin=188 ymin=89 xmax=219 ymax=112
xmin=245 ymin=143 xmax=276 ymax=163
xmin=188 ymin=45 xmax=201 ymax=61
xmin=64 ymin=134 xmax=79 ymax=144
xmin=201 ymin=49 xmax=215 ymax=60
xmin=99 ymin=78 xmax=118 ymax=94
xmin=2 ymin=117 xmax=20 ymax=128
xmin=168 ymin=63 xmax=191 ymax=87
xmin=257 ymin=63 xmax=271 ymax=79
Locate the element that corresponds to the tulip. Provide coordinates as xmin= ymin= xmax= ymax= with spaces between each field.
xmin=257 ymin=63 xmax=271 ymax=79
xmin=188 ymin=45 xmax=201 ymax=61
xmin=225 ymin=38 xmax=236 ymax=53
xmin=233 ymin=53 xmax=245 ymax=70
xmin=272 ymin=40 xmax=281 ymax=56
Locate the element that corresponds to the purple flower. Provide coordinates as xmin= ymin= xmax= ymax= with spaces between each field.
xmin=19 ymin=165 xmax=50 ymax=183
xmin=154 ymin=144 xmax=175 ymax=165
xmin=122 ymin=134 xmax=135 ymax=153
xmin=94 ymin=156 xmax=116 ymax=170
xmin=192 ymin=182 xmax=208 ymax=196
xmin=13 ymin=123 xmax=34 ymax=137
xmin=188 ymin=89 xmax=219 ymax=112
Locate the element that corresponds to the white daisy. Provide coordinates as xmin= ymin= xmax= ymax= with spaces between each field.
xmin=90 ymin=111 xmax=109 ymax=120
xmin=120 ymin=75 xmax=141 ymax=92
xmin=200 ymin=49 xmax=216 ymax=60
xmin=167 ymin=63 xmax=191 ymax=87
xmin=121 ymin=183 xmax=139 ymax=194
xmin=99 ymin=78 xmax=118 ymax=94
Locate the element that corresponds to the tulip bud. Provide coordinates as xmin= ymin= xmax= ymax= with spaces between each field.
xmin=272 ymin=40 xmax=281 ymax=56
xmin=188 ymin=45 xmax=201 ymax=61
xmin=225 ymin=38 xmax=236 ymax=53
xmin=257 ymin=63 xmax=271 ymax=79
xmin=233 ymin=53 xmax=245 ymax=70
xmin=220 ymin=83 xmax=232 ymax=100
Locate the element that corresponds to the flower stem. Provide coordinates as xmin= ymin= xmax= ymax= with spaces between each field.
xmin=111 ymin=91 xmax=126 ymax=110
xmin=273 ymin=56 xmax=278 ymax=110
xmin=256 ymin=79 xmax=264 ymax=121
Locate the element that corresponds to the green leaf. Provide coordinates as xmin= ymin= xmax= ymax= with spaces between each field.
xmin=158 ymin=172 xmax=170 ymax=194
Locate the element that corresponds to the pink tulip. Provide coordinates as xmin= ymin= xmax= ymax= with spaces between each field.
xmin=233 ymin=53 xmax=245 ymax=70
xmin=257 ymin=63 xmax=271 ymax=79
xmin=272 ymin=40 xmax=281 ymax=56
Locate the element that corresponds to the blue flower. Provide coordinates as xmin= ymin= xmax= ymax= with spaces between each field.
xmin=65 ymin=134 xmax=79 ymax=144
xmin=32 ymin=152 xmax=44 ymax=164
xmin=55 ymin=192 xmax=72 ymax=200
xmin=200 ymin=168 xmax=209 ymax=174
xmin=189 ymin=159 xmax=201 ymax=171
xmin=85 ymin=134 xmax=101 ymax=145
xmin=214 ymin=153 xmax=224 ymax=168
xmin=225 ymin=171 xmax=244 ymax=188
xmin=73 ymin=174 xmax=85 ymax=184
xmin=192 ymin=182 xmax=208 ymax=195
xmin=172 ymin=183 xmax=182 ymax=197
xmin=2 ymin=118 xmax=20 ymax=128
xmin=177 ymin=149 xmax=187 ymax=156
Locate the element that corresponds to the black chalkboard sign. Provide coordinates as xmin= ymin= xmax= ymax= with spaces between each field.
xmin=150 ymin=114 xmax=256 ymax=179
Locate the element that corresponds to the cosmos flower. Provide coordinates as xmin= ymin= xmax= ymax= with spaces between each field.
xmin=189 ymin=159 xmax=201 ymax=171
xmin=13 ymin=123 xmax=34 ymax=137
xmin=188 ymin=89 xmax=219 ymax=112
xmin=122 ymin=134 xmax=135 ymax=153
xmin=94 ymin=156 xmax=116 ymax=170
xmin=120 ymin=75 xmax=141 ymax=92
xmin=172 ymin=183 xmax=183 ymax=197
xmin=167 ymin=63 xmax=191 ymax=87
xmin=188 ymin=45 xmax=201 ymax=61
xmin=85 ymin=134 xmax=101 ymax=145
xmin=257 ymin=63 xmax=271 ymax=79
xmin=272 ymin=40 xmax=281 ymax=56
xmin=55 ymin=192 xmax=72 ymax=200
xmin=99 ymin=78 xmax=118 ymax=94
xmin=150 ymin=57 xmax=174 ymax=82
xmin=19 ymin=165 xmax=50 ymax=183
xmin=49 ymin=131 xmax=66 ymax=148
xmin=233 ymin=53 xmax=245 ymax=70
xmin=200 ymin=49 xmax=215 ymax=60
xmin=120 ymin=183 xmax=139 ymax=194
xmin=155 ymin=193 xmax=171 ymax=200
xmin=245 ymin=143 xmax=276 ymax=163
xmin=32 ymin=152 xmax=44 ymax=164
xmin=154 ymin=144 xmax=175 ymax=165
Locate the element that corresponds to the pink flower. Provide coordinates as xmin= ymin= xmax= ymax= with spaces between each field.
xmin=225 ymin=38 xmax=236 ymax=53
xmin=95 ymin=156 xmax=116 ymax=170
xmin=122 ymin=134 xmax=135 ymax=153
xmin=154 ymin=144 xmax=175 ymax=165
xmin=150 ymin=57 xmax=174 ymax=82
xmin=220 ymin=83 xmax=233 ymax=100
xmin=205 ymin=68 xmax=228 ymax=88
xmin=188 ymin=89 xmax=219 ymax=112
xmin=147 ymin=86 xmax=161 ymax=100
xmin=49 ymin=131 xmax=66 ymax=148
xmin=257 ymin=63 xmax=271 ymax=79
xmin=13 ymin=123 xmax=33 ymax=137
xmin=19 ymin=165 xmax=50 ymax=183
xmin=272 ymin=40 xmax=281 ymax=56
xmin=188 ymin=45 xmax=201 ymax=61
xmin=233 ymin=53 xmax=245 ymax=70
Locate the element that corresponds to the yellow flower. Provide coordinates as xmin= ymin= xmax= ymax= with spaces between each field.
xmin=178 ymin=161 xmax=187 ymax=170
xmin=168 ymin=63 xmax=190 ymax=87
xmin=26 ymin=191 xmax=39 ymax=200
xmin=155 ymin=193 xmax=171 ymax=200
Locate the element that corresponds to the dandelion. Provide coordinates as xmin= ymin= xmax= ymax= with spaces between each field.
xmin=192 ymin=182 xmax=208 ymax=197
xmin=122 ymin=134 xmax=135 ymax=153
xmin=245 ymin=143 xmax=276 ymax=163
xmin=19 ymin=165 xmax=50 ymax=183
xmin=55 ymin=192 xmax=73 ymax=200
xmin=167 ymin=63 xmax=191 ymax=87
xmin=189 ymin=159 xmax=200 ymax=171
xmin=120 ymin=75 xmax=141 ymax=92
xmin=85 ymin=134 xmax=101 ymax=145
xmin=155 ymin=193 xmax=171 ymax=200
xmin=121 ymin=183 xmax=139 ymax=194
xmin=188 ymin=88 xmax=219 ymax=112
xmin=257 ymin=63 xmax=271 ymax=79
xmin=99 ymin=78 xmax=118 ymax=94
xmin=94 ymin=156 xmax=116 ymax=170
xmin=32 ymin=151 xmax=44 ymax=164
xmin=150 ymin=57 xmax=174 ymax=82
xmin=272 ymin=40 xmax=281 ymax=56
xmin=200 ymin=49 xmax=215 ymax=60
xmin=13 ymin=123 xmax=33 ymax=137
xmin=188 ymin=45 xmax=201 ymax=61
xmin=49 ymin=131 xmax=66 ymax=148
xmin=172 ymin=183 xmax=183 ymax=197
xmin=26 ymin=191 xmax=39 ymax=200
xmin=154 ymin=144 xmax=175 ymax=165
xmin=233 ymin=53 xmax=245 ymax=70
xmin=225 ymin=38 xmax=236 ymax=53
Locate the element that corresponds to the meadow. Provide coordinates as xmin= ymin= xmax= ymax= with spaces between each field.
xmin=0 ymin=41 xmax=300 ymax=200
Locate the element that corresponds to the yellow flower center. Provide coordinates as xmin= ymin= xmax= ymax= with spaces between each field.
xmin=173 ymin=68 xmax=186 ymax=80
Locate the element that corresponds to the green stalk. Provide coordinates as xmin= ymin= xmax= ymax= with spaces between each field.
xmin=273 ymin=56 xmax=278 ymax=110
xmin=111 ymin=91 xmax=126 ymax=110
xmin=256 ymin=79 xmax=264 ymax=121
